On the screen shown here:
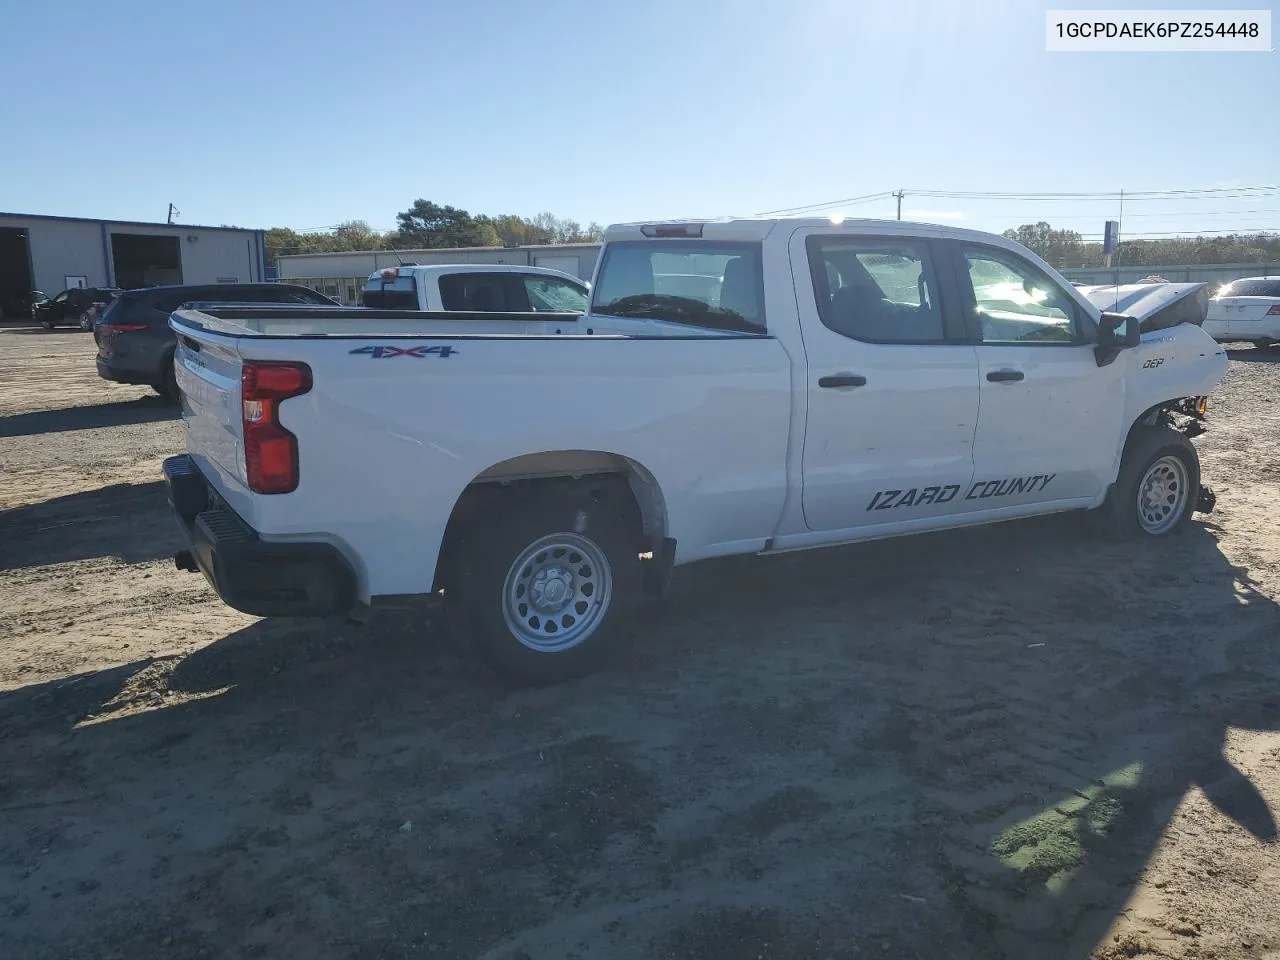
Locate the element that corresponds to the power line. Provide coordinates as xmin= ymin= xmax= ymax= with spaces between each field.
xmin=950 ymin=207 xmax=1280 ymax=221
xmin=756 ymin=191 xmax=895 ymax=216
xmin=1068 ymin=228 xmax=1280 ymax=238
xmin=907 ymin=185 xmax=1280 ymax=200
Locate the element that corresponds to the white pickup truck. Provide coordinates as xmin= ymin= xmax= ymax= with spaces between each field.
xmin=163 ymin=218 xmax=1228 ymax=680
xmin=361 ymin=263 xmax=589 ymax=313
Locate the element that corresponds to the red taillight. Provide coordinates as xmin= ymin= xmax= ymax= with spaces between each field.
xmin=242 ymin=360 xmax=311 ymax=494
xmin=104 ymin=322 xmax=148 ymax=333
xmin=1267 ymin=305 xmax=1280 ymax=316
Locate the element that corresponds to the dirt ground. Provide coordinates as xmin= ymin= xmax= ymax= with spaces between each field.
xmin=2 ymin=323 xmax=1279 ymax=960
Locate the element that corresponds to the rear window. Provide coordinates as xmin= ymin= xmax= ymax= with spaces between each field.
xmin=439 ymin=273 xmax=516 ymax=311
xmin=363 ymin=275 xmax=418 ymax=309
xmin=1218 ymin=277 xmax=1280 ymax=298
xmin=591 ymin=241 xmax=765 ymax=332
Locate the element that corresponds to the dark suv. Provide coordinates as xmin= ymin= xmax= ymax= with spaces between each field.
xmin=95 ymin=283 xmax=338 ymax=399
xmin=35 ymin=288 xmax=122 ymax=330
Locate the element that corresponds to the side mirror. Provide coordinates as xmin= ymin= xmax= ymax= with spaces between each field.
xmin=1095 ymin=311 xmax=1141 ymax=367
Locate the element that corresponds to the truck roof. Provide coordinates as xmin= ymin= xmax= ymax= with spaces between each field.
xmin=603 ymin=217 xmax=1031 ymax=248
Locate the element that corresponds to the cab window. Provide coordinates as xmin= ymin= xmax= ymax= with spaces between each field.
xmin=523 ymin=275 xmax=588 ymax=313
xmin=806 ymin=237 xmax=946 ymax=343
xmin=960 ymin=248 xmax=1078 ymax=344
xmin=591 ymin=241 xmax=764 ymax=332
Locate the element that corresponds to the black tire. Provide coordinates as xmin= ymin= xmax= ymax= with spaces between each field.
xmin=78 ymin=312 xmax=94 ymax=331
xmin=449 ymin=485 xmax=642 ymax=683
xmin=161 ymin=355 xmax=179 ymax=402
xmin=40 ymin=318 xmax=53 ymax=330
xmin=1099 ymin=425 xmax=1200 ymax=539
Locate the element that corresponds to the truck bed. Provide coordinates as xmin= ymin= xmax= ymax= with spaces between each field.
xmin=171 ymin=307 xmax=763 ymax=340
xmin=172 ymin=306 xmax=586 ymax=339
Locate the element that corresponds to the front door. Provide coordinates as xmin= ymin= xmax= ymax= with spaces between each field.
xmin=951 ymin=242 xmax=1125 ymax=510
xmin=792 ymin=230 xmax=979 ymax=532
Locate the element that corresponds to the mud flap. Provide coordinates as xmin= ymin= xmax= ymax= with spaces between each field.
xmin=1195 ymin=485 xmax=1216 ymax=515
xmin=642 ymin=537 xmax=677 ymax=598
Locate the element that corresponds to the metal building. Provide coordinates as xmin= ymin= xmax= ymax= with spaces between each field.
xmin=0 ymin=212 xmax=267 ymax=319
xmin=277 ymin=243 xmax=600 ymax=305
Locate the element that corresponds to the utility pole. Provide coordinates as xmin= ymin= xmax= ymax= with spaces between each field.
xmin=167 ymin=203 xmax=179 ymax=224
xmin=894 ymin=190 xmax=904 ymax=220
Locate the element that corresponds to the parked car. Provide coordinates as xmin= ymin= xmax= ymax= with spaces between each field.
xmin=162 ymin=217 xmax=1228 ymax=682
xmin=1202 ymin=276 xmax=1280 ymax=347
xmin=0 ymin=290 xmax=48 ymax=321
xmin=34 ymin=288 xmax=121 ymax=330
xmin=94 ymin=283 xmax=340 ymax=399
xmin=362 ymin=263 xmax=589 ymax=312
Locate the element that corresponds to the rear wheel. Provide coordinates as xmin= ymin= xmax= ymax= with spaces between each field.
xmin=1099 ymin=425 xmax=1200 ymax=538
xmin=449 ymin=486 xmax=642 ymax=682
xmin=160 ymin=355 xmax=179 ymax=401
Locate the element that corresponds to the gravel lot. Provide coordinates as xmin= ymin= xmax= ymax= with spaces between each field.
xmin=2 ymin=323 xmax=1279 ymax=960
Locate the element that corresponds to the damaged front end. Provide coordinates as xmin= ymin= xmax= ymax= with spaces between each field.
xmin=1077 ymin=281 xmax=1210 ymax=333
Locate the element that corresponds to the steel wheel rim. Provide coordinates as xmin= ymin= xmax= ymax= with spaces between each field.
xmin=1136 ymin=455 xmax=1189 ymax=534
xmin=501 ymin=532 xmax=612 ymax=653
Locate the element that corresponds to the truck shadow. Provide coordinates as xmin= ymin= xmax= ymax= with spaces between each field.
xmin=0 ymin=396 xmax=176 ymax=439
xmin=0 ymin=517 xmax=1276 ymax=959
xmin=0 ymin=481 xmax=178 ymax=570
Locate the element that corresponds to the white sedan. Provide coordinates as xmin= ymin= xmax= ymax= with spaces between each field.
xmin=1203 ymin=276 xmax=1280 ymax=347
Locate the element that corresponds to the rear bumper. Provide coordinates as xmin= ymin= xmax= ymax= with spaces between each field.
xmin=162 ymin=454 xmax=357 ymax=617
xmin=96 ymin=357 xmax=158 ymax=385
xmin=1203 ymin=318 xmax=1280 ymax=343
xmin=95 ymin=336 xmax=169 ymax=384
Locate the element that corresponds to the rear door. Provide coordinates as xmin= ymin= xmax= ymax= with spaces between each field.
xmin=792 ymin=228 xmax=979 ymax=532
xmin=950 ymin=242 xmax=1124 ymax=508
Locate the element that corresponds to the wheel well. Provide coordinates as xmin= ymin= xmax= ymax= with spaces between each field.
xmin=434 ymin=452 xmax=667 ymax=591
xmin=1122 ymin=397 xmax=1203 ymax=459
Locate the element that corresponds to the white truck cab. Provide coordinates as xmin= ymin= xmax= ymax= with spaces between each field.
xmin=362 ymin=263 xmax=589 ymax=313
xmin=165 ymin=217 xmax=1228 ymax=681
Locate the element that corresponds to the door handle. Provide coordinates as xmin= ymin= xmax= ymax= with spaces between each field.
xmin=818 ymin=374 xmax=867 ymax=388
xmin=986 ymin=370 xmax=1024 ymax=383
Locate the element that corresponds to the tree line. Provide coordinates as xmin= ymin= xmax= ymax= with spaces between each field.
xmin=1002 ymin=222 xmax=1280 ymax=270
xmin=265 ymin=206 xmax=1280 ymax=271
xmin=265 ymin=200 xmax=603 ymax=266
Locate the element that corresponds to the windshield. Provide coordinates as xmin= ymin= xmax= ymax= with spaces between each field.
xmin=591 ymin=241 xmax=764 ymax=332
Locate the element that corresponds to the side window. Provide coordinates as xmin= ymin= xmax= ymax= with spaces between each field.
xmin=807 ymin=237 xmax=946 ymax=343
xmin=523 ymin=276 xmax=588 ymax=313
xmin=961 ymin=248 xmax=1078 ymax=344
xmin=439 ymin=273 xmax=513 ymax=311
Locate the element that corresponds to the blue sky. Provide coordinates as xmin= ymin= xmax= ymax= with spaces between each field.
xmin=3 ymin=0 xmax=1276 ymax=238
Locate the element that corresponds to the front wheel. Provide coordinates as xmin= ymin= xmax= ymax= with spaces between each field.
xmin=40 ymin=318 xmax=54 ymax=330
xmin=450 ymin=486 xmax=642 ymax=682
xmin=1099 ymin=425 xmax=1200 ymax=538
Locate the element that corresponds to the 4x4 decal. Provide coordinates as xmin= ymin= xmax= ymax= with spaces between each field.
xmin=349 ymin=345 xmax=458 ymax=359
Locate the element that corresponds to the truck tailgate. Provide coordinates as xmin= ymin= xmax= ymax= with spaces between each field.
xmin=172 ymin=326 xmax=252 ymax=517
